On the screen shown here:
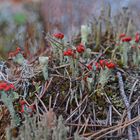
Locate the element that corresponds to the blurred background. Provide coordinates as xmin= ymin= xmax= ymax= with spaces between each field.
xmin=0 ymin=0 xmax=139 ymax=58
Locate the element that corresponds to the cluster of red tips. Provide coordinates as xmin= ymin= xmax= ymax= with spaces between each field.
xmin=95 ymin=62 xmax=100 ymax=70
xmin=19 ymin=100 xmax=35 ymax=114
xmin=119 ymin=32 xmax=140 ymax=43
xmin=119 ymin=33 xmax=131 ymax=42
xmin=119 ymin=33 xmax=126 ymax=39
xmin=76 ymin=44 xmax=85 ymax=53
xmin=63 ymin=48 xmax=74 ymax=56
xmin=53 ymin=33 xmax=64 ymax=40
xmin=8 ymin=47 xmax=21 ymax=58
xmin=105 ymin=61 xmax=116 ymax=69
xmin=122 ymin=37 xmax=132 ymax=42
xmin=99 ymin=59 xmax=116 ymax=69
xmin=63 ymin=44 xmax=85 ymax=58
xmin=0 ymin=82 xmax=15 ymax=91
xmin=99 ymin=60 xmax=106 ymax=68
xmin=87 ymin=64 xmax=92 ymax=70
xmin=19 ymin=100 xmax=26 ymax=106
xmin=135 ymin=33 xmax=140 ymax=43
xmin=86 ymin=62 xmax=100 ymax=71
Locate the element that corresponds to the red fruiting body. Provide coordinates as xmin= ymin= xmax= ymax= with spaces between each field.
xmin=15 ymin=50 xmax=19 ymax=55
xmin=122 ymin=37 xmax=132 ymax=42
xmin=99 ymin=60 xmax=106 ymax=68
xmin=135 ymin=33 xmax=140 ymax=43
xmin=4 ymin=86 xmax=11 ymax=91
xmin=0 ymin=82 xmax=15 ymax=91
xmin=28 ymin=105 xmax=35 ymax=113
xmin=0 ymin=82 xmax=7 ymax=88
xmin=20 ymin=103 xmax=35 ymax=114
xmin=19 ymin=100 xmax=26 ymax=105
xmin=67 ymin=49 xmax=74 ymax=56
xmin=8 ymin=47 xmax=21 ymax=58
xmin=63 ymin=51 xmax=68 ymax=56
xmin=53 ymin=33 xmax=64 ymax=39
xmin=87 ymin=64 xmax=92 ymax=70
xmin=20 ymin=105 xmax=25 ymax=113
xmin=16 ymin=47 xmax=21 ymax=52
xmin=63 ymin=48 xmax=74 ymax=56
xmin=0 ymin=86 xmax=3 ymax=90
xmin=9 ymin=84 xmax=16 ymax=90
xmin=119 ymin=33 xmax=126 ymax=39
xmin=83 ymin=75 xmax=88 ymax=81
xmin=95 ymin=62 xmax=100 ymax=70
xmin=106 ymin=62 xmax=115 ymax=69
xmin=76 ymin=44 xmax=85 ymax=53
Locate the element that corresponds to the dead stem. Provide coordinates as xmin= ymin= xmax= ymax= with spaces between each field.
xmin=35 ymin=93 xmax=48 ymax=112
xmin=95 ymin=115 xmax=140 ymax=140
xmin=87 ymin=115 xmax=140 ymax=139
xmin=129 ymin=79 xmax=138 ymax=103
xmin=65 ymin=123 xmax=108 ymax=127
xmin=82 ymin=114 xmax=90 ymax=134
xmin=65 ymin=95 xmax=88 ymax=123
xmin=117 ymin=71 xmax=133 ymax=140
xmin=104 ymin=92 xmax=122 ymax=116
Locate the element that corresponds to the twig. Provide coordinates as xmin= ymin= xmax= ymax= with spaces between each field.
xmin=53 ymin=63 xmax=70 ymax=69
xmin=0 ymin=71 xmax=16 ymax=84
xmin=35 ymin=93 xmax=48 ymax=112
xmin=117 ymin=71 xmax=133 ymax=140
xmin=38 ymin=81 xmax=48 ymax=98
xmin=65 ymin=95 xmax=88 ymax=123
xmin=129 ymin=79 xmax=138 ymax=103
xmin=49 ymin=95 xmax=52 ymax=109
xmin=119 ymin=96 xmax=140 ymax=128
xmin=72 ymin=99 xmax=87 ymax=122
xmin=82 ymin=114 xmax=90 ymax=134
xmin=65 ymin=123 xmax=108 ymax=127
xmin=87 ymin=115 xmax=140 ymax=139
xmin=53 ymin=92 xmax=60 ymax=109
xmin=104 ymin=92 xmax=122 ymax=116
xmin=95 ymin=116 xmax=140 ymax=140
xmin=108 ymin=105 xmax=112 ymax=126
xmin=65 ymin=68 xmax=72 ymax=92
xmin=136 ymin=127 xmax=140 ymax=140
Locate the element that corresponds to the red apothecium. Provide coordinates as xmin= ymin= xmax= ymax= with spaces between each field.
xmin=0 ymin=82 xmax=15 ymax=91
xmin=106 ymin=62 xmax=116 ymax=69
xmin=8 ymin=47 xmax=21 ymax=58
xmin=76 ymin=44 xmax=85 ymax=53
xmin=63 ymin=48 xmax=74 ymax=56
xmin=53 ymin=33 xmax=64 ymax=39
xmin=99 ymin=59 xmax=106 ymax=68
xmin=87 ymin=64 xmax=92 ymax=70
xmin=135 ymin=33 xmax=140 ymax=43
xmin=122 ymin=37 xmax=132 ymax=42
